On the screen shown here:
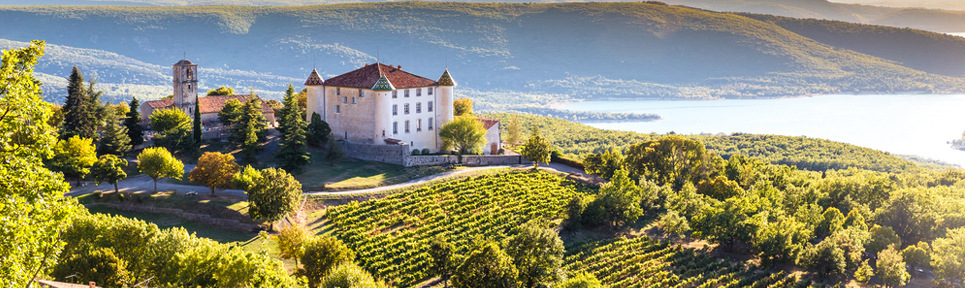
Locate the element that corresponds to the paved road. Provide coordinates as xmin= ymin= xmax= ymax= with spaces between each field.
xmin=68 ymin=162 xmax=587 ymax=198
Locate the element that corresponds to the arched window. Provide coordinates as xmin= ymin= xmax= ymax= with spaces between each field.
xmin=186 ymin=67 xmax=192 ymax=80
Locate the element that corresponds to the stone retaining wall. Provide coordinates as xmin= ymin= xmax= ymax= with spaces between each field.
xmin=341 ymin=142 xmax=408 ymax=165
xmin=343 ymin=142 xmax=523 ymax=167
xmin=85 ymin=203 xmax=261 ymax=232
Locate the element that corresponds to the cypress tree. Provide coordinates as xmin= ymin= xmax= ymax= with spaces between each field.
xmin=276 ymin=83 xmax=310 ymax=173
xmin=124 ymin=96 xmax=145 ymax=147
xmin=275 ymin=84 xmax=295 ymax=135
xmin=62 ymin=66 xmax=87 ymax=139
xmin=97 ymin=110 xmax=131 ymax=156
xmin=237 ymin=95 xmax=266 ymax=163
xmin=306 ymin=112 xmax=331 ymax=147
xmin=193 ymin=99 xmax=202 ymax=143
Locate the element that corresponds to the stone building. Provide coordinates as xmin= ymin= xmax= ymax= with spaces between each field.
xmin=141 ymin=59 xmax=275 ymax=138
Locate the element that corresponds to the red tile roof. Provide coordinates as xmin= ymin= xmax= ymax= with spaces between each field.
xmin=144 ymin=95 xmax=274 ymax=115
xmin=384 ymin=138 xmax=404 ymax=145
xmin=477 ymin=118 xmax=500 ymax=130
xmin=324 ymin=63 xmax=437 ymax=89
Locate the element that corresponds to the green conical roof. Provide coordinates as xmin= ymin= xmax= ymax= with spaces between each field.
xmin=437 ymin=69 xmax=456 ymax=86
xmin=371 ymin=73 xmax=396 ymax=91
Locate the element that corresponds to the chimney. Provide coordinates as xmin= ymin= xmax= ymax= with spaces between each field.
xmin=89 ymin=282 xmax=96 ymax=288
xmin=397 ymin=65 xmax=401 ymax=69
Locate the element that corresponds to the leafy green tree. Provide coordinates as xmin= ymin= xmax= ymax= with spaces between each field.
xmin=91 ymin=155 xmax=128 ymax=193
xmin=234 ymin=167 xmax=301 ymax=231
xmin=137 ymin=147 xmax=184 ymax=192
xmin=307 ymin=112 xmax=331 ymax=147
xmin=695 ymin=175 xmax=744 ymax=201
xmin=276 ymin=225 xmax=310 ymax=268
xmin=429 ymin=236 xmax=458 ymax=287
xmin=827 ymin=227 xmax=870 ymax=270
xmin=521 ymin=126 xmax=552 ymax=168
xmin=867 ymin=225 xmax=902 ymax=255
xmin=502 ymin=220 xmax=565 ymax=288
xmin=624 ymin=135 xmax=711 ymax=189
xmin=235 ymin=95 xmax=267 ymax=163
xmin=301 ymin=235 xmax=356 ymax=288
xmin=0 ymin=40 xmax=78 ymax=287
xmin=583 ymin=149 xmax=624 ymax=180
xmin=451 ymin=241 xmax=519 ymax=288
xmin=878 ymin=244 xmax=910 ymax=287
xmin=51 ymin=247 xmax=132 ymax=287
xmin=188 ymin=152 xmax=241 ymax=195
xmin=931 ymin=228 xmax=965 ymax=287
xmin=692 ymin=197 xmax=755 ymax=250
xmin=440 ymin=115 xmax=487 ymax=155
xmin=48 ymin=135 xmax=98 ymax=185
xmin=817 ymin=207 xmax=845 ymax=237
xmin=193 ymin=99 xmax=202 ymax=143
xmin=124 ymin=96 xmax=144 ymax=147
xmin=557 ymin=272 xmax=603 ymax=288
xmin=660 ymin=210 xmax=691 ymax=237
xmin=843 ymin=209 xmax=868 ymax=231
xmin=752 ymin=215 xmax=810 ymax=266
xmin=453 ymin=98 xmax=473 ymax=117
xmin=319 ymin=263 xmax=387 ymax=288
xmin=218 ymin=98 xmax=243 ymax=127
xmin=797 ymin=238 xmax=846 ymax=277
xmin=902 ymin=241 xmax=930 ymax=276
xmin=876 ymin=188 xmax=934 ymax=245
xmin=326 ymin=137 xmax=345 ymax=165
xmin=207 ymin=85 xmax=235 ymax=96
xmin=97 ymin=110 xmax=132 ymax=156
xmin=564 ymin=195 xmax=590 ymax=231
xmin=507 ymin=114 xmax=521 ymax=146
xmin=149 ymin=107 xmax=195 ymax=154
xmin=855 ymin=259 xmax=874 ymax=284
xmin=592 ymin=169 xmax=644 ymax=227
xmin=276 ymin=83 xmax=310 ymax=173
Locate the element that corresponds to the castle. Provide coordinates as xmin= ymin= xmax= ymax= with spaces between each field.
xmin=304 ymin=63 xmax=501 ymax=154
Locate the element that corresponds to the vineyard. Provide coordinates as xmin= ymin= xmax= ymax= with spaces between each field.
xmin=565 ymin=237 xmax=809 ymax=288
xmin=325 ymin=171 xmax=591 ymax=287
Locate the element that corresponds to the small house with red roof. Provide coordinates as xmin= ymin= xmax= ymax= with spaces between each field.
xmin=304 ymin=63 xmax=501 ymax=155
xmin=140 ymin=59 xmax=276 ymax=138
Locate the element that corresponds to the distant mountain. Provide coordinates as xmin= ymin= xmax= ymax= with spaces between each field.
xmin=1 ymin=2 xmax=963 ymax=106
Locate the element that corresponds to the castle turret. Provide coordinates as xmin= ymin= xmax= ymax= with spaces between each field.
xmin=372 ymin=71 xmax=395 ymax=144
xmin=436 ymin=69 xmax=456 ymax=150
xmin=173 ymin=59 xmax=198 ymax=114
xmin=304 ymin=68 xmax=325 ymax=122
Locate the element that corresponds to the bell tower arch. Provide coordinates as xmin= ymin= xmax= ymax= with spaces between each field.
xmin=173 ymin=59 xmax=199 ymax=114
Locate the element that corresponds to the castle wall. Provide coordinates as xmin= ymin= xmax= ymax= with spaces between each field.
xmin=341 ymin=142 xmax=522 ymax=167
xmin=325 ymin=87 xmax=377 ymax=143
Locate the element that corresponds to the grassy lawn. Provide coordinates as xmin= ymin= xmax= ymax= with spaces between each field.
xmin=86 ymin=205 xmax=256 ymax=243
xmin=77 ymin=190 xmax=254 ymax=224
xmin=296 ymin=148 xmax=456 ymax=191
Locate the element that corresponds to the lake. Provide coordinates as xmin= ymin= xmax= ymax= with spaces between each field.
xmin=558 ymin=94 xmax=965 ymax=167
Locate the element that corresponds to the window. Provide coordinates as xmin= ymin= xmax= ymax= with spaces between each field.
xmin=404 ymin=90 xmax=410 ymax=98
xmin=186 ymin=68 xmax=192 ymax=79
xmin=428 ymin=101 xmax=433 ymax=112
xmin=416 ymin=103 xmax=421 ymax=113
xmin=335 ymin=105 xmax=341 ymax=113
xmin=416 ymin=89 xmax=422 ymax=97
xmin=352 ymin=97 xmax=357 ymax=104
xmin=417 ymin=119 xmax=422 ymax=132
xmin=393 ymin=122 xmax=398 ymax=134
xmin=404 ymin=104 xmax=410 ymax=115
xmin=405 ymin=121 xmax=410 ymax=133
xmin=392 ymin=105 xmax=398 ymax=116
xmin=336 ymin=88 xmax=340 ymax=95
xmin=359 ymin=90 xmax=365 ymax=97
xmin=428 ymin=117 xmax=433 ymax=130
xmin=342 ymin=97 xmax=347 ymax=104
xmin=392 ymin=91 xmax=398 ymax=98
xmin=428 ymin=88 xmax=433 ymax=95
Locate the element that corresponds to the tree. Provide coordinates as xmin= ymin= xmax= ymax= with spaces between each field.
xmin=931 ymin=228 xmax=965 ymax=287
xmin=878 ymin=244 xmax=910 ymax=287
xmin=593 ymin=169 xmax=644 ymax=227
xmin=902 ymin=241 xmax=930 ymax=276
xmin=137 ymin=147 xmax=184 ymax=192
xmin=868 ymin=225 xmax=902 ymax=255
xmin=150 ymin=107 xmax=195 ymax=154
xmin=319 ymin=263 xmax=387 ymax=288
xmin=624 ymin=135 xmax=712 ymax=189
xmin=218 ymin=98 xmax=243 ymax=127
xmin=752 ymin=215 xmax=810 ymax=266
xmin=521 ymin=126 xmax=552 ymax=168
xmin=583 ymin=149 xmax=624 ymax=180
xmin=301 ymin=235 xmax=356 ymax=288
xmin=48 ymin=104 xmax=64 ymax=129
xmin=855 ymin=259 xmax=874 ymax=284
xmin=48 ymin=135 xmax=98 ymax=185
xmin=507 ymin=114 xmax=521 ymax=146
xmin=451 ymin=241 xmax=519 ymax=288
xmin=193 ymin=99 xmax=202 ymax=143
xmin=502 ymin=220 xmax=565 ymax=287
xmin=124 ymin=96 xmax=144 ymax=147
xmin=695 ymin=175 xmax=744 ymax=201
xmin=91 ymin=155 xmax=128 ymax=193
xmin=188 ymin=152 xmax=241 ymax=195
xmin=97 ymin=110 xmax=132 ymax=156
xmin=817 ymin=207 xmax=845 ymax=237
xmin=797 ymin=239 xmax=847 ymax=277
xmin=276 ymin=83 xmax=310 ymax=173
xmin=207 ymin=85 xmax=235 ymax=96
xmin=62 ymin=66 xmax=98 ymax=139
xmin=557 ymin=272 xmax=603 ymax=288
xmin=234 ymin=95 xmax=267 ymax=163
xmin=660 ymin=210 xmax=691 ymax=237
xmin=692 ymin=197 xmax=755 ymax=251
xmin=0 ymin=40 xmax=78 ymax=286
xmin=440 ymin=115 xmax=487 ymax=155
xmin=276 ymin=225 xmax=310 ymax=268
xmin=234 ymin=167 xmax=301 ymax=230
xmin=453 ymin=98 xmax=473 ymax=117
xmin=50 ymin=247 xmax=132 ymax=287
xmin=327 ymin=137 xmax=345 ymax=165
xmin=307 ymin=112 xmax=331 ymax=147
xmin=429 ymin=236 xmax=458 ymax=287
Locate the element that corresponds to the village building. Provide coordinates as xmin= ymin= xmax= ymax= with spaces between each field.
xmin=140 ymin=59 xmax=275 ymax=138
xmin=305 ymin=63 xmax=501 ymax=154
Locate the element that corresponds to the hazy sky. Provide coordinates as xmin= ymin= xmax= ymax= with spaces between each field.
xmin=831 ymin=0 xmax=965 ymax=11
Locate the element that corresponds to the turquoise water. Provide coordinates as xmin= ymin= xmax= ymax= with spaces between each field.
xmin=558 ymin=94 xmax=965 ymax=167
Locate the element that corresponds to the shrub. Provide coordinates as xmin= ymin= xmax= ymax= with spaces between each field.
xmin=412 ymin=149 xmax=421 ymax=155
xmin=421 ymin=148 xmax=430 ymax=155
xmin=319 ymin=263 xmax=387 ymax=288
xmin=302 ymin=235 xmax=356 ymax=288
xmin=93 ymin=190 xmax=103 ymax=199
xmin=117 ymin=192 xmax=125 ymax=202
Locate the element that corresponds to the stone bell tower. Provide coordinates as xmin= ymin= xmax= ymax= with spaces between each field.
xmin=173 ymin=59 xmax=198 ymax=114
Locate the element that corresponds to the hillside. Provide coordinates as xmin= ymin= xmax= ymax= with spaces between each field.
xmin=1 ymin=2 xmax=963 ymax=105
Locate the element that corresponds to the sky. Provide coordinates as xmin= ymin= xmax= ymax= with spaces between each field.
xmin=831 ymin=0 xmax=965 ymax=10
